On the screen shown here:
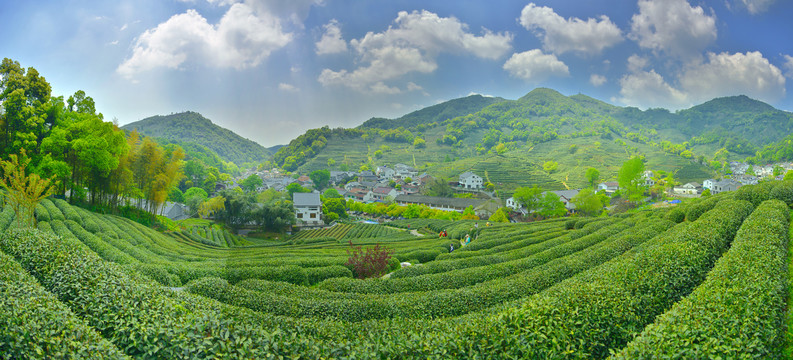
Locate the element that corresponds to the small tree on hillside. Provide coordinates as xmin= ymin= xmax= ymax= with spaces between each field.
xmin=346 ymin=241 xmax=393 ymax=279
xmin=0 ymin=150 xmax=56 ymax=228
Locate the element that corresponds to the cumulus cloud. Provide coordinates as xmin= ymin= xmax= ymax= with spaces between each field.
xmin=618 ymin=51 xmax=785 ymax=109
xmin=278 ymin=83 xmax=299 ymax=92
xmin=315 ymin=19 xmax=347 ymax=55
xmin=318 ymin=10 xmax=512 ymax=93
xmin=783 ymin=55 xmax=793 ymax=78
xmin=503 ymin=49 xmax=569 ymax=82
xmin=680 ymin=51 xmax=785 ymax=103
xmin=619 ymin=69 xmax=688 ymax=109
xmin=590 ymin=74 xmax=607 ymax=86
xmin=519 ymin=3 xmax=623 ymax=55
xmin=208 ymin=0 xmax=323 ymax=26
xmin=117 ymin=3 xmax=292 ymax=80
xmin=741 ymin=0 xmax=777 ymax=14
xmin=630 ymin=0 xmax=717 ymax=59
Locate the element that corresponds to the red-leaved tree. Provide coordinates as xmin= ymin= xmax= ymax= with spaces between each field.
xmin=346 ymin=240 xmax=393 ymax=279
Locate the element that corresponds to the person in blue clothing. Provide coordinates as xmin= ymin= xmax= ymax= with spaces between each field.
xmin=450 ymin=244 xmax=454 ymax=252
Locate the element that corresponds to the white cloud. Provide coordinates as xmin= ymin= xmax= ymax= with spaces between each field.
xmin=370 ymin=82 xmax=402 ymax=94
xmin=318 ymin=10 xmax=512 ymax=93
xmin=680 ymin=51 xmax=785 ymax=103
xmin=315 ymin=19 xmax=347 ymax=55
xmin=208 ymin=0 xmax=323 ymax=26
xmin=783 ymin=54 xmax=793 ymax=78
xmin=519 ymin=3 xmax=623 ymax=55
xmin=618 ymin=51 xmax=785 ymax=109
xmin=590 ymin=74 xmax=607 ymax=86
xmin=741 ymin=0 xmax=777 ymax=14
xmin=117 ymin=4 xmax=292 ymax=80
xmin=619 ymin=69 xmax=688 ymax=109
xmin=318 ymin=46 xmax=436 ymax=89
xmin=278 ymin=83 xmax=299 ymax=92
xmin=629 ymin=0 xmax=717 ymax=59
xmin=627 ymin=54 xmax=649 ymax=72
xmin=406 ymin=82 xmax=422 ymax=92
xmin=503 ymin=49 xmax=569 ymax=82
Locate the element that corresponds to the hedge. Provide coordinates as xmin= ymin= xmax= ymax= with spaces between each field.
xmin=0 ymin=228 xmax=304 ymax=358
xmin=452 ymin=199 xmax=753 ymax=359
xmin=614 ymin=199 xmax=790 ymax=358
xmin=190 ymin=218 xmax=671 ymax=322
xmin=0 ymin=248 xmax=129 ymax=359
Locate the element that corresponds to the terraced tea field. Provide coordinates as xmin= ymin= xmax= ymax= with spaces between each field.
xmin=1 ymin=180 xmax=793 ymax=358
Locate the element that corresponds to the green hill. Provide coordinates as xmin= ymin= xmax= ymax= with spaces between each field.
xmin=276 ymin=89 xmax=793 ymax=191
xmin=122 ymin=111 xmax=270 ymax=166
xmin=359 ymin=94 xmax=504 ymax=130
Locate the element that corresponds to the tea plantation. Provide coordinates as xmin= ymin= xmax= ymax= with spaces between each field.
xmin=1 ymin=181 xmax=793 ymax=358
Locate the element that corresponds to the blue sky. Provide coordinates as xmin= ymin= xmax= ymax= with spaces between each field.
xmin=2 ymin=0 xmax=792 ymax=146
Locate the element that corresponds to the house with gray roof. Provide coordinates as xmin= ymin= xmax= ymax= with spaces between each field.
xmin=459 ymin=171 xmax=484 ymax=189
xmin=293 ymin=192 xmax=323 ymax=226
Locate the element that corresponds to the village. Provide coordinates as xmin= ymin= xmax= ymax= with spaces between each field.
xmin=212 ymin=160 xmax=793 ymax=230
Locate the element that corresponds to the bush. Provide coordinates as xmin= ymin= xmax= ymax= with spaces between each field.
xmin=665 ymin=207 xmax=685 ymax=223
xmin=460 ymin=199 xmax=753 ymax=358
xmin=615 ymin=200 xmax=789 ymax=358
xmin=0 ymin=249 xmax=127 ymax=358
xmin=346 ymin=240 xmax=394 ymax=279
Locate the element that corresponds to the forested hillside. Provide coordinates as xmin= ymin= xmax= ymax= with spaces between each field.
xmin=359 ymin=94 xmax=504 ymax=130
xmin=274 ymin=88 xmax=793 ymax=192
xmin=122 ymin=112 xmax=271 ymax=166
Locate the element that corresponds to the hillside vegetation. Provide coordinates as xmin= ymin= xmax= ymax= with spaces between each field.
xmin=275 ymin=88 xmax=792 ymax=192
xmin=2 ymin=180 xmax=793 ymax=358
xmin=122 ymin=111 xmax=271 ymax=166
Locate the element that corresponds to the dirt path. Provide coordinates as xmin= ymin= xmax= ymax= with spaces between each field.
xmin=384 ymin=225 xmax=424 ymax=237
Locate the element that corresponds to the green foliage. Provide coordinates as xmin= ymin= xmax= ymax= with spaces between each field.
xmin=359 ymin=94 xmax=502 ymax=130
xmin=615 ymin=200 xmax=789 ymax=358
xmin=585 ymin=167 xmax=600 ymax=189
xmin=0 ymin=247 xmax=128 ymax=358
xmin=513 ymin=185 xmax=543 ymax=212
xmin=618 ymin=156 xmax=646 ymax=201
xmin=286 ymin=182 xmax=309 ymax=197
xmin=542 ymin=160 xmax=559 ymax=173
xmin=537 ymin=192 xmax=567 ymax=218
xmin=120 ymin=111 xmax=269 ymax=166
xmin=240 ymin=174 xmax=263 ymax=192
xmin=571 ymin=188 xmax=607 ymax=216
xmin=310 ymin=169 xmax=330 ymax=189
xmin=488 ymin=207 xmax=510 ymax=223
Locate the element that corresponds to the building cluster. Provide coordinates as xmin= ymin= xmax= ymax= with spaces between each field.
xmin=287 ymin=165 xmax=494 ymax=227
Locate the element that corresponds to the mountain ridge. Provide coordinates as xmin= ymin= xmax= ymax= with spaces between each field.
xmin=122 ymin=111 xmax=271 ymax=166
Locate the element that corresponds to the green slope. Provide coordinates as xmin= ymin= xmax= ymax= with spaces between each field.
xmin=122 ymin=111 xmax=270 ymax=166
xmin=359 ymin=94 xmax=504 ymax=130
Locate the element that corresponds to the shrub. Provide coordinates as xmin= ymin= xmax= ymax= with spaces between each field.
xmin=615 ymin=200 xmax=789 ymax=358
xmin=665 ymin=207 xmax=685 ymax=223
xmin=346 ymin=240 xmax=394 ymax=279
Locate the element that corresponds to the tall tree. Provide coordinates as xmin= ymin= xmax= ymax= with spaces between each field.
xmin=618 ymin=157 xmax=645 ymax=202
xmin=309 ymin=169 xmax=330 ymax=190
xmin=585 ymin=167 xmax=600 ymax=189
xmin=513 ymin=185 xmax=543 ymax=213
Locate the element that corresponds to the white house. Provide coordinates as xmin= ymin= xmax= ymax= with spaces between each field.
xmin=673 ymin=182 xmax=701 ymax=195
xmin=711 ymin=179 xmax=740 ymax=194
xmin=293 ymin=192 xmax=323 ymax=226
xmin=459 ymin=171 xmax=484 ymax=189
xmin=375 ymin=166 xmax=395 ymax=179
xmin=364 ymin=187 xmax=400 ymax=202
xmin=702 ymin=179 xmax=716 ymax=190
xmin=394 ymin=163 xmax=418 ymax=179
xmin=506 ymin=197 xmax=519 ymax=210
xmin=597 ymin=182 xmax=619 ymax=194
xmin=642 ymin=171 xmax=655 ymax=187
